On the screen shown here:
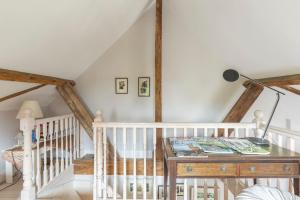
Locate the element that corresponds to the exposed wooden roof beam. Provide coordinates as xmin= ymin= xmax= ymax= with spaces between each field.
xmin=244 ymin=74 xmax=300 ymax=87
xmin=57 ymin=82 xmax=119 ymax=159
xmin=223 ymin=83 xmax=264 ymax=123
xmin=0 ymin=68 xmax=75 ymax=86
xmin=155 ymin=0 xmax=163 ymax=161
xmin=0 ymin=84 xmax=46 ymax=103
xmin=155 ymin=0 xmax=162 ymax=123
xmin=279 ymin=85 xmax=300 ymax=95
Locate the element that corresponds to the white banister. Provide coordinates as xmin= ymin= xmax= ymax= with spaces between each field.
xmin=20 ymin=109 xmax=36 ymax=200
xmin=93 ymin=119 xmax=259 ymax=200
xmin=93 ymin=111 xmax=104 ymax=200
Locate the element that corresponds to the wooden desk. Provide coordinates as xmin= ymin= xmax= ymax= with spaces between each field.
xmin=162 ymin=138 xmax=300 ymax=200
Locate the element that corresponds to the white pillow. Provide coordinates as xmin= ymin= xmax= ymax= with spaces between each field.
xmin=236 ymin=185 xmax=300 ymax=200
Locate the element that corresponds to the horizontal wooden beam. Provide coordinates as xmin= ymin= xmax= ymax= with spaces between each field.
xmin=244 ymin=74 xmax=300 ymax=87
xmin=0 ymin=68 xmax=75 ymax=86
xmin=279 ymin=85 xmax=300 ymax=95
xmin=0 ymin=84 xmax=46 ymax=102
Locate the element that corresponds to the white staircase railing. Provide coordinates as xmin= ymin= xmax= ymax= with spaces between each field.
xmin=93 ymin=111 xmax=260 ymax=200
xmin=19 ymin=111 xmax=80 ymax=200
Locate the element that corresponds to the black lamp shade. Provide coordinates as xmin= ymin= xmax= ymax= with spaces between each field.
xmin=223 ymin=69 xmax=240 ymax=82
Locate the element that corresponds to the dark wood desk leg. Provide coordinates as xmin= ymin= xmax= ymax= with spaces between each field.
xmin=253 ymin=179 xmax=257 ymax=185
xmin=294 ymin=178 xmax=300 ymax=195
xmin=164 ymin=157 xmax=168 ymax=200
xmin=169 ymin=160 xmax=177 ymax=200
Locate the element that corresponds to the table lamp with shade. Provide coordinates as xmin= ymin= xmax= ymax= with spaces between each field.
xmin=16 ymin=100 xmax=44 ymax=120
xmin=16 ymin=100 xmax=44 ymax=143
xmin=223 ymin=69 xmax=285 ymax=146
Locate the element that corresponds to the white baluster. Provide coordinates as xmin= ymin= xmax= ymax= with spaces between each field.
xmin=143 ymin=128 xmax=147 ymax=200
xmin=235 ymin=128 xmax=239 ymax=138
xmin=65 ymin=118 xmax=69 ymax=168
xmin=123 ymin=128 xmax=127 ymax=200
xmin=36 ymin=125 xmax=41 ymax=192
xmin=245 ymin=128 xmax=249 ymax=137
xmin=254 ymin=110 xmax=265 ymax=138
xmin=174 ymin=128 xmax=177 ymax=137
xmin=153 ymin=128 xmax=157 ymax=200
xmin=133 ymin=127 xmax=137 ymax=200
xmin=214 ymin=128 xmax=218 ymax=138
xmin=224 ymin=128 xmax=228 ymax=137
xmin=43 ymin=123 xmax=48 ymax=186
xmin=73 ymin=116 xmax=76 ymax=160
xmin=184 ymin=128 xmax=188 ymax=200
xmin=69 ymin=117 xmax=73 ymax=165
xmin=103 ymin=127 xmax=107 ymax=200
xmin=77 ymin=120 xmax=80 ymax=158
xmin=113 ymin=127 xmax=117 ymax=200
xmin=49 ymin=121 xmax=54 ymax=181
xmin=60 ymin=119 xmax=65 ymax=172
xmin=55 ymin=120 xmax=59 ymax=177
xmin=20 ymin=109 xmax=36 ymax=200
xmin=93 ymin=125 xmax=97 ymax=200
xmin=193 ymin=128 xmax=198 ymax=200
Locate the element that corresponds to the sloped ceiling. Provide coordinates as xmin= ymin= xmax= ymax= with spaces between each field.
xmin=1 ymin=0 xmax=300 ymax=113
xmin=0 ymin=0 xmax=153 ymax=111
xmin=164 ymin=0 xmax=300 ymax=77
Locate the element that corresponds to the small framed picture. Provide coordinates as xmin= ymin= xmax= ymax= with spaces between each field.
xmin=176 ymin=183 xmax=184 ymax=196
xmin=138 ymin=77 xmax=150 ymax=97
xmin=127 ymin=178 xmax=153 ymax=199
xmin=190 ymin=186 xmax=219 ymax=200
xmin=157 ymin=184 xmax=184 ymax=199
xmin=115 ymin=78 xmax=128 ymax=94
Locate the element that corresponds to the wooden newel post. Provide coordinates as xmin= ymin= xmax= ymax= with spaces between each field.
xmin=93 ymin=110 xmax=103 ymax=200
xmin=20 ymin=109 xmax=36 ymax=200
xmin=254 ymin=110 xmax=265 ymax=138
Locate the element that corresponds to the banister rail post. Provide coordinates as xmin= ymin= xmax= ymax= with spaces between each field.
xmin=20 ymin=109 xmax=36 ymax=200
xmin=93 ymin=110 xmax=103 ymax=200
xmin=254 ymin=110 xmax=265 ymax=138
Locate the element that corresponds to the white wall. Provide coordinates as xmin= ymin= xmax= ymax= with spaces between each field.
xmin=75 ymin=5 xmax=155 ymax=122
xmin=74 ymin=2 xmax=300 ymax=130
xmin=0 ymin=110 xmax=19 ymax=183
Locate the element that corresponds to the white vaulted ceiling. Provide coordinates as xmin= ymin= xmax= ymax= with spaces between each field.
xmin=0 ymin=0 xmax=153 ymax=79
xmin=0 ymin=0 xmax=153 ymax=111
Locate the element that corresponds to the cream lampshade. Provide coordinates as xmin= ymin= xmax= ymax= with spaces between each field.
xmin=16 ymin=100 xmax=44 ymax=119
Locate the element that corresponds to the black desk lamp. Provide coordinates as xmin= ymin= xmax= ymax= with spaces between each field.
xmin=223 ymin=69 xmax=285 ymax=146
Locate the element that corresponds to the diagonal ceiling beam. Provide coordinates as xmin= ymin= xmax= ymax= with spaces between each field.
xmin=0 ymin=84 xmax=46 ymax=103
xmin=279 ymin=85 xmax=300 ymax=95
xmin=223 ymin=83 xmax=264 ymax=123
xmin=244 ymin=74 xmax=300 ymax=86
xmin=0 ymin=68 xmax=75 ymax=86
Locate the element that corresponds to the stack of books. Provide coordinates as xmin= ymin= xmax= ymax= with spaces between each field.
xmin=169 ymin=137 xmax=270 ymax=157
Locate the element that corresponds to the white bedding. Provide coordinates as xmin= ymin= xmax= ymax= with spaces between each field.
xmin=236 ymin=185 xmax=300 ymax=200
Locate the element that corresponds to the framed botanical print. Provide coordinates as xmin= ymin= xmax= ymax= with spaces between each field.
xmin=138 ymin=77 xmax=150 ymax=97
xmin=115 ymin=78 xmax=128 ymax=94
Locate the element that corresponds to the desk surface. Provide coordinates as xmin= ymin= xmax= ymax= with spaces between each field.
xmin=163 ymin=138 xmax=300 ymax=199
xmin=163 ymin=138 xmax=300 ymax=162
